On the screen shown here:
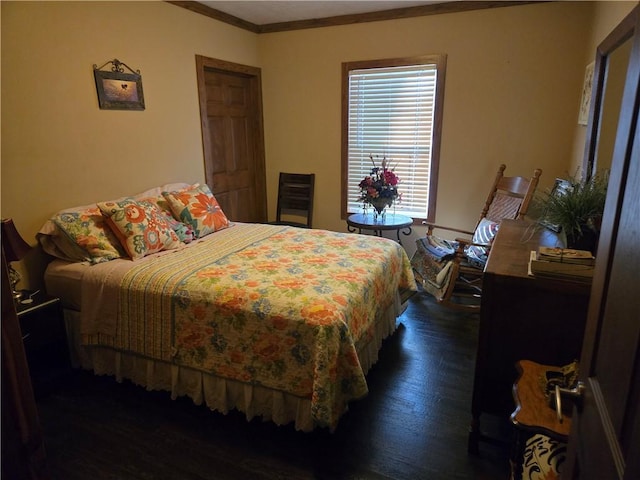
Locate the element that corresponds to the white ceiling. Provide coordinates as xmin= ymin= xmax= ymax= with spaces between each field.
xmin=197 ymin=1 xmax=447 ymax=25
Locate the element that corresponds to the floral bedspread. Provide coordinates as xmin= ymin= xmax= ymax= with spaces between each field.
xmin=84 ymin=223 xmax=416 ymax=429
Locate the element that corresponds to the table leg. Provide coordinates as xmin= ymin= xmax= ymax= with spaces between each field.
xmin=396 ymin=226 xmax=412 ymax=245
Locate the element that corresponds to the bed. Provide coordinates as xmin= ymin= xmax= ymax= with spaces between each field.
xmin=38 ymin=182 xmax=417 ymax=432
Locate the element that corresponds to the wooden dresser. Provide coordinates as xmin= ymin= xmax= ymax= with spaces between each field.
xmin=468 ymin=219 xmax=590 ymax=453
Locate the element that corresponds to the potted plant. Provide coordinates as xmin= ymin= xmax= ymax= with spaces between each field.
xmin=534 ymin=172 xmax=609 ymax=253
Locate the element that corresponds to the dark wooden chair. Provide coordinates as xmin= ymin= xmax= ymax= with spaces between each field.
xmin=269 ymin=172 xmax=315 ymax=228
xmin=411 ymin=164 xmax=542 ymax=311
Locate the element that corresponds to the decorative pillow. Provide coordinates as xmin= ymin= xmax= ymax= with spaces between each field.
xmin=133 ymin=182 xmax=192 ymax=203
xmin=39 ymin=183 xmax=193 ymax=264
xmin=51 ymin=208 xmax=126 ymax=264
xmin=162 ymin=184 xmax=229 ymax=239
xmin=465 ymin=218 xmax=500 ymax=268
xmin=137 ymin=199 xmax=194 ymax=243
xmin=472 ymin=218 xmax=500 ymax=245
xmin=138 ymin=195 xmax=173 ymax=215
xmin=98 ymin=198 xmax=181 ymax=260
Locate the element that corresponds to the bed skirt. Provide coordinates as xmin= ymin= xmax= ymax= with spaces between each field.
xmin=63 ymin=292 xmax=406 ymax=432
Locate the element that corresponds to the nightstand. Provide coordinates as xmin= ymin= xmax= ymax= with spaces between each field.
xmin=16 ymin=291 xmax=71 ymax=397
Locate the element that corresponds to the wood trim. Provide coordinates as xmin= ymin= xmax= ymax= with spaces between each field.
xmin=582 ymin=4 xmax=638 ymax=181
xmin=579 ymin=4 xmax=640 ymax=388
xmin=341 ymin=54 xmax=446 ymax=223
xmin=167 ymin=1 xmax=260 ymax=33
xmin=168 ymin=1 xmax=543 ymax=34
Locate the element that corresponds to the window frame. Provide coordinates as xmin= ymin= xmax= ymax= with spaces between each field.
xmin=341 ymin=54 xmax=447 ymax=223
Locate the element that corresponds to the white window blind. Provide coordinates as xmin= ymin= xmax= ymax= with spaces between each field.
xmin=346 ymin=64 xmax=438 ymax=218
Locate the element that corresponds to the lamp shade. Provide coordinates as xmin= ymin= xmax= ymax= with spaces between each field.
xmin=1 ymin=218 xmax=32 ymax=262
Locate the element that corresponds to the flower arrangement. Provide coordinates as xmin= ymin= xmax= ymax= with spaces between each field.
xmin=358 ymin=155 xmax=400 ymax=214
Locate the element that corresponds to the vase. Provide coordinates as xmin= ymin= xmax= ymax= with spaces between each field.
xmin=368 ymin=198 xmax=391 ymax=220
xmin=566 ymin=226 xmax=599 ymax=254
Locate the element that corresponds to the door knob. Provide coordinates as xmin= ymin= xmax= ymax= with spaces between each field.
xmin=554 ymin=382 xmax=585 ymax=423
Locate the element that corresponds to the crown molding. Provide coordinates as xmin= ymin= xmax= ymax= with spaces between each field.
xmin=167 ymin=1 xmax=544 ymax=34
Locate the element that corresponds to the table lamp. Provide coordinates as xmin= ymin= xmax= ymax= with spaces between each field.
xmin=1 ymin=218 xmax=32 ymax=300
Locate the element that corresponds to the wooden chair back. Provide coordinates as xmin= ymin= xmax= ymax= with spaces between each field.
xmin=274 ymin=172 xmax=315 ymax=228
xmin=480 ymin=164 xmax=542 ymax=225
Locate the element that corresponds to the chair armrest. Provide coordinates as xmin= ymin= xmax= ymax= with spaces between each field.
xmin=422 ymin=221 xmax=474 ymax=237
xmin=455 ymin=238 xmax=493 ymax=248
xmin=454 ymin=236 xmax=473 ymax=247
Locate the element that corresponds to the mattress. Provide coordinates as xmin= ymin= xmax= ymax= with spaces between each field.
xmin=44 ymin=259 xmax=87 ymax=310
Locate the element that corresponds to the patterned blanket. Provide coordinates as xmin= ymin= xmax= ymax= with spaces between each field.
xmin=410 ymin=236 xmax=455 ymax=300
xmin=82 ymin=223 xmax=416 ymax=429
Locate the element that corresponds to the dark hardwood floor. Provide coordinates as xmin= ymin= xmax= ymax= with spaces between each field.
xmin=35 ymin=293 xmax=512 ymax=480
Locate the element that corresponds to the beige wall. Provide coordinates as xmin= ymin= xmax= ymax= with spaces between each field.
xmin=1 ymin=0 xmax=258 ymax=235
xmin=1 ymin=1 xmax=258 ymax=287
xmin=568 ymin=1 xmax=638 ymax=175
xmin=260 ymin=1 xmax=597 ymax=237
xmin=1 ymin=1 xmax=635 ymax=289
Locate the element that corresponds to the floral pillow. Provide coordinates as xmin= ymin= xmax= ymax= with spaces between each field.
xmin=51 ymin=207 xmax=126 ymax=264
xmin=137 ymin=195 xmax=173 ymax=215
xmin=162 ymin=184 xmax=229 ymax=239
xmin=137 ymin=198 xmax=194 ymax=243
xmin=97 ymin=198 xmax=182 ymax=260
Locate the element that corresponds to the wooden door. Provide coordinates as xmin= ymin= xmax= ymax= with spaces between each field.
xmin=562 ymin=15 xmax=640 ymax=479
xmin=196 ymin=55 xmax=267 ymax=223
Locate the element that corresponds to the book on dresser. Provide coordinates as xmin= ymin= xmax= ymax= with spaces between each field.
xmin=537 ymin=247 xmax=595 ymax=265
xmin=528 ymin=248 xmax=595 ymax=283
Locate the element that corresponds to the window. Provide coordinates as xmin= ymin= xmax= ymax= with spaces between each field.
xmin=342 ymin=55 xmax=447 ymax=222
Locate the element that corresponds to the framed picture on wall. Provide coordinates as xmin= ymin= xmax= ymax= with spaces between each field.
xmin=578 ymin=61 xmax=595 ymax=125
xmin=93 ymin=59 xmax=145 ymax=111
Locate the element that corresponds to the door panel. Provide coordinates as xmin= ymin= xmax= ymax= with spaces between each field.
xmin=571 ymin=119 xmax=640 ymax=480
xmin=196 ymin=55 xmax=267 ymax=223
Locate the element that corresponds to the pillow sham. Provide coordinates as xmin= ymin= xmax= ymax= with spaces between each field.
xmin=50 ymin=207 xmax=126 ymax=264
xmin=98 ymin=198 xmax=181 ymax=260
xmin=162 ymin=183 xmax=229 ymax=239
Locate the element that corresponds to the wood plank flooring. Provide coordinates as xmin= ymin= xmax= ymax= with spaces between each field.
xmin=35 ymin=294 xmax=512 ymax=480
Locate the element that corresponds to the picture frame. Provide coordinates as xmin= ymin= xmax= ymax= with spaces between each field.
xmin=93 ymin=59 xmax=145 ymax=111
xmin=578 ymin=61 xmax=595 ymax=125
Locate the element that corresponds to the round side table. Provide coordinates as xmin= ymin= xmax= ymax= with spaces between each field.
xmin=346 ymin=213 xmax=413 ymax=245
